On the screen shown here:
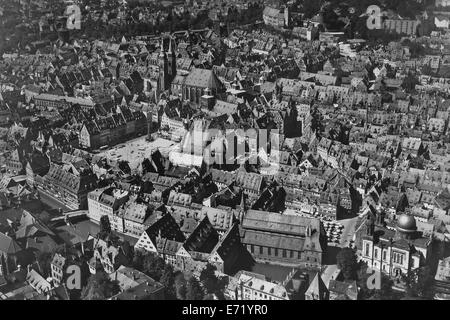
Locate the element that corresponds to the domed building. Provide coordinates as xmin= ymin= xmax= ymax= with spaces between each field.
xmin=396 ymin=213 xmax=417 ymax=237
xmin=357 ymin=209 xmax=433 ymax=280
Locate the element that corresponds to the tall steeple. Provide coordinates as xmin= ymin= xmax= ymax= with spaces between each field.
xmin=159 ymin=39 xmax=165 ymax=58
xmin=167 ymin=36 xmax=176 ymax=81
xmin=158 ymin=38 xmax=168 ymax=91
xmin=235 ymin=191 xmax=246 ymax=223
xmin=167 ymin=36 xmax=173 ymax=54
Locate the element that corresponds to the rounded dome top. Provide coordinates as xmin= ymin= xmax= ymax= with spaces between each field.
xmin=397 ymin=214 xmax=417 ymax=233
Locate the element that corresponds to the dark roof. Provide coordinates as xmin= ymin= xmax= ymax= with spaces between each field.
xmin=184 ymin=68 xmax=223 ymax=89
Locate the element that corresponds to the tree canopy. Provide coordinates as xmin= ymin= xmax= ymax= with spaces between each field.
xmin=337 ymin=248 xmax=358 ymax=280
xmin=199 ymin=263 xmax=220 ymax=294
xmin=185 ymin=276 xmax=204 ymax=300
xmin=404 ymin=266 xmax=435 ymax=299
xmin=99 ymin=215 xmax=112 ymax=239
xmin=81 ymin=269 xmax=120 ymax=300
xmin=175 ymin=273 xmax=187 ymax=300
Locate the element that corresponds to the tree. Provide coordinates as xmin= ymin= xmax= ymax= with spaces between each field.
xmin=302 ymin=0 xmax=322 ymax=19
xmin=175 ymin=273 xmax=187 ymax=300
xmin=199 ymin=263 xmax=219 ymax=294
xmin=405 ymin=266 xmax=435 ymax=299
xmin=186 ymin=276 xmax=204 ymax=300
xmin=132 ymin=249 xmax=145 ymax=271
xmin=99 ymin=215 xmax=112 ymax=239
xmin=142 ymin=253 xmax=166 ymax=281
xmin=140 ymin=180 xmax=153 ymax=194
xmin=337 ymin=248 xmax=358 ymax=280
xmin=402 ymin=72 xmax=419 ymax=93
xmin=120 ymin=241 xmax=134 ymax=267
xmin=81 ymin=269 xmax=120 ymax=300
xmin=35 ymin=251 xmax=53 ymax=278
xmin=160 ymin=265 xmax=176 ymax=299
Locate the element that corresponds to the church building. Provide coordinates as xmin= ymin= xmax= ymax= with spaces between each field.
xmin=357 ymin=209 xmax=434 ymax=281
xmin=158 ymin=37 xmax=177 ymax=93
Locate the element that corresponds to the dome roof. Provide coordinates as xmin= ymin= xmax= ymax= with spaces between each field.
xmin=397 ymin=214 xmax=417 ymax=233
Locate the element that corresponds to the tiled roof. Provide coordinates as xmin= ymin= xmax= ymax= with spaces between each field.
xmin=243 ymin=210 xmax=320 ymax=237
xmin=0 ymin=232 xmax=22 ymax=254
xmin=184 ymin=68 xmax=223 ymax=89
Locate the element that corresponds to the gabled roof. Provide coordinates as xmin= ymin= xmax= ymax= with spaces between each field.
xmin=184 ymin=68 xmax=223 ymax=89
xmin=0 ymin=232 xmax=22 ymax=254
xmin=305 ymin=273 xmax=328 ymax=300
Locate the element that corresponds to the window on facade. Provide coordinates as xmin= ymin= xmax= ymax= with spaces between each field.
xmin=268 ymin=247 xmax=271 ymax=255
xmin=383 ymin=250 xmax=387 ymax=261
xmin=365 ymin=243 xmax=370 ymax=256
xmin=275 ymin=248 xmax=278 ymax=256
xmin=283 ymin=249 xmax=287 ymax=258
xmin=260 ymin=246 xmax=263 ymax=255
xmin=374 ymin=248 xmax=378 ymax=259
xmin=250 ymin=245 xmax=254 ymax=253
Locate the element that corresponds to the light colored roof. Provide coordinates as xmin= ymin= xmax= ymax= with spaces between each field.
xmin=263 ymin=7 xmax=280 ymax=18
xmin=200 ymin=206 xmax=235 ymax=231
xmin=305 ymin=273 xmax=328 ymax=299
xmin=0 ymin=232 xmax=22 ymax=254
xmin=243 ymin=210 xmax=320 ymax=236
xmin=238 ymin=272 xmax=289 ymax=299
xmin=34 ymin=93 xmax=94 ymax=106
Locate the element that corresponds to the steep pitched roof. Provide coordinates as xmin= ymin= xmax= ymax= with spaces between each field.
xmin=184 ymin=68 xmax=223 ymax=89
xmin=0 ymin=232 xmax=22 ymax=254
xmin=305 ymin=273 xmax=329 ymax=300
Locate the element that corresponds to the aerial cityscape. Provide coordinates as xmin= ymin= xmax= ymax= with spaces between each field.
xmin=0 ymin=0 xmax=450 ymax=302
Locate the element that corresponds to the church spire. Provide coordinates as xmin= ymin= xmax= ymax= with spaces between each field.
xmin=158 ymin=37 xmax=168 ymax=92
xmin=159 ymin=38 xmax=166 ymax=57
xmin=167 ymin=36 xmax=176 ymax=80
xmin=168 ymin=36 xmax=173 ymax=54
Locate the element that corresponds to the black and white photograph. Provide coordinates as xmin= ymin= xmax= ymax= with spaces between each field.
xmin=0 ymin=0 xmax=448 ymax=307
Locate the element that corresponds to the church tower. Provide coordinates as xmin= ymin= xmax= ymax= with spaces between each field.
xmin=158 ymin=39 xmax=168 ymax=92
xmin=167 ymin=37 xmax=176 ymax=82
